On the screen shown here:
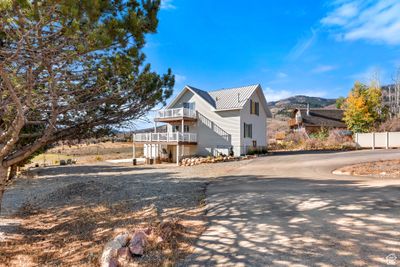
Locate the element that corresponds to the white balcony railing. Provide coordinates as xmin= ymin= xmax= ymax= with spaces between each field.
xmin=155 ymin=108 xmax=196 ymax=120
xmin=133 ymin=132 xmax=197 ymax=143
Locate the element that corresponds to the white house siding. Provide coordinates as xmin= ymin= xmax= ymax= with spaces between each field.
xmin=240 ymin=89 xmax=267 ymax=154
xmin=169 ymin=90 xmax=242 ymax=156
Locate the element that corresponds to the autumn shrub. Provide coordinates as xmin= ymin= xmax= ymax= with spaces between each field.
xmin=309 ymin=127 xmax=329 ymax=140
xmin=284 ymin=132 xmax=307 ymax=147
xmin=302 ymin=138 xmax=322 ymax=150
xmin=378 ymin=118 xmax=400 ymax=132
xmin=325 ymin=131 xmax=355 ymax=150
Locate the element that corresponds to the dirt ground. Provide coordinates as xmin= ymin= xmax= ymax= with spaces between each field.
xmin=336 ymin=158 xmax=400 ymax=177
xmin=0 ymin=160 xmax=250 ymax=266
xmin=30 ymin=142 xmax=134 ymax=167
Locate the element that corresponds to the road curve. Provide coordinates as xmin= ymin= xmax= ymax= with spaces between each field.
xmin=182 ymin=150 xmax=400 ymax=267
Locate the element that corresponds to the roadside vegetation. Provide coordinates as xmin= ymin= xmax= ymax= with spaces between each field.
xmin=341 ymin=81 xmax=388 ymax=133
xmin=335 ymin=159 xmax=400 ymax=178
xmin=269 ymin=129 xmax=355 ymax=151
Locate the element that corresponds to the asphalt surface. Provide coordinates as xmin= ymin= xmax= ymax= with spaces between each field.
xmin=182 ymin=149 xmax=400 ymax=267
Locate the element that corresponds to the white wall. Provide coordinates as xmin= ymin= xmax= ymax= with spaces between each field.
xmin=169 ymin=89 xmax=241 ymax=156
xmin=355 ymin=132 xmax=400 ymax=148
xmin=240 ymin=89 xmax=267 ymax=154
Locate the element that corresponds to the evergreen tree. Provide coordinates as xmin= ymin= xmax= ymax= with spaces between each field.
xmin=0 ymin=0 xmax=174 ymax=209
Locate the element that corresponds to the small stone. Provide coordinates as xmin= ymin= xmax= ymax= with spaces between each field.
xmin=108 ymin=258 xmax=119 ymax=267
xmin=129 ymin=231 xmax=148 ymax=257
xmin=100 ymin=233 xmax=129 ymax=267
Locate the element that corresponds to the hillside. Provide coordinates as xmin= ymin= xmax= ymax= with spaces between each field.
xmin=268 ymin=95 xmax=336 ymax=109
xmin=268 ymin=95 xmax=337 ymax=118
xmin=267 ymin=95 xmax=338 ymax=139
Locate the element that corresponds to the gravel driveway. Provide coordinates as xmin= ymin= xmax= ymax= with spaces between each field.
xmin=182 ymin=150 xmax=400 ymax=267
xmin=0 ymin=160 xmax=252 ymax=266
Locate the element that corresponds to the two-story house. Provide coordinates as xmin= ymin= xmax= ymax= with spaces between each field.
xmin=133 ymin=84 xmax=271 ymax=163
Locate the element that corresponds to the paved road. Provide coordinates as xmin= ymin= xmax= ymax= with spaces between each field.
xmin=182 ymin=150 xmax=400 ymax=267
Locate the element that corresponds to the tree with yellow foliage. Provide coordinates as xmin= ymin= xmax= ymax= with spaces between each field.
xmin=343 ymin=82 xmax=387 ymax=133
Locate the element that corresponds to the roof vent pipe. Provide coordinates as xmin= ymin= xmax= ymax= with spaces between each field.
xmin=238 ymin=93 xmax=240 ymax=103
xmin=306 ymin=103 xmax=310 ymax=116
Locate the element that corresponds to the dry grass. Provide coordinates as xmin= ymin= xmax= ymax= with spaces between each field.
xmin=336 ymin=159 xmax=400 ymax=177
xmin=269 ymin=131 xmax=355 ymax=151
xmin=0 ymin=162 xmax=214 ymax=267
xmin=30 ymin=142 xmax=133 ymax=166
xmin=0 ymin=201 xmax=206 ymax=267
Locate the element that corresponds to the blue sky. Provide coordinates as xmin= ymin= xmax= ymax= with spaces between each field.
xmin=135 ymin=0 xmax=400 ymax=127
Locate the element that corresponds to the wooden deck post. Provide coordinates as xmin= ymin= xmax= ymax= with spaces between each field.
xmin=176 ymin=144 xmax=180 ymax=166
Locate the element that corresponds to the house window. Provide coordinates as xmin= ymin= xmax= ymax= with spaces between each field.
xmin=244 ymin=123 xmax=252 ymax=138
xmin=172 ymin=125 xmax=180 ymax=132
xmin=252 ymin=140 xmax=257 ymax=147
xmin=250 ymin=100 xmax=259 ymax=116
xmin=183 ymin=102 xmax=195 ymax=109
xmin=184 ymin=125 xmax=190 ymax=132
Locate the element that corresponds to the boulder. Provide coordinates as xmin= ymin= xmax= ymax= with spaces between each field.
xmin=129 ymin=230 xmax=148 ymax=257
xmin=108 ymin=258 xmax=119 ymax=267
xmin=100 ymin=233 xmax=129 ymax=267
xmin=116 ymin=247 xmax=132 ymax=265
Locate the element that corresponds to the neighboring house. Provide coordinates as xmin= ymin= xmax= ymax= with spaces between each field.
xmin=133 ymin=84 xmax=272 ymax=163
xmin=289 ymin=105 xmax=346 ymax=134
xmin=382 ymin=84 xmax=400 ymax=116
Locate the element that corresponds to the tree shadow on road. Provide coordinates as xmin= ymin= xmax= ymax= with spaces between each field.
xmin=182 ymin=175 xmax=400 ymax=266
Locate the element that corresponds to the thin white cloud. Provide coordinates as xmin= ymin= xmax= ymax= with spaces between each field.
xmin=277 ymin=72 xmax=288 ymax=78
xmin=161 ymin=0 xmax=176 ymax=10
xmin=174 ymin=74 xmax=186 ymax=84
xmin=264 ymin=87 xmax=327 ymax=102
xmin=312 ymin=65 xmax=337 ymax=73
xmin=321 ymin=0 xmax=400 ymax=45
xmin=287 ymin=29 xmax=318 ymax=60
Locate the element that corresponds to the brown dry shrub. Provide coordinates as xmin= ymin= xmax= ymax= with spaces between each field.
xmin=379 ymin=118 xmax=400 ymax=132
xmin=302 ymin=138 xmax=322 ymax=150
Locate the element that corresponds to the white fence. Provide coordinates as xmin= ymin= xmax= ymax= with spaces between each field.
xmin=355 ymin=132 xmax=400 ymax=149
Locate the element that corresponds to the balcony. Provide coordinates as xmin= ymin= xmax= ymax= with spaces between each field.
xmin=155 ymin=108 xmax=196 ymax=122
xmin=133 ymin=132 xmax=197 ymax=144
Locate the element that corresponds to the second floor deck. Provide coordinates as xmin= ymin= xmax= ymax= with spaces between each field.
xmin=155 ymin=107 xmax=197 ymax=122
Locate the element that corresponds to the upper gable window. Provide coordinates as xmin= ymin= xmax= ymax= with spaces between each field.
xmin=250 ymin=100 xmax=259 ymax=116
xmin=183 ymin=102 xmax=195 ymax=110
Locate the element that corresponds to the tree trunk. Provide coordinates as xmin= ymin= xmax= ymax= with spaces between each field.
xmin=8 ymin=165 xmax=17 ymax=181
xmin=0 ymin=164 xmax=7 ymax=212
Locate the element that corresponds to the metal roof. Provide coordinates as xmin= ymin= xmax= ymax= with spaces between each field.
xmin=293 ymin=108 xmax=346 ymax=128
xmin=209 ymin=84 xmax=260 ymax=110
xmin=186 ymin=85 xmax=216 ymax=107
xmin=166 ymin=84 xmax=272 ymax=117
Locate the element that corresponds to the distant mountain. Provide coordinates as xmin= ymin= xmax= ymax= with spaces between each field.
xmin=268 ymin=95 xmax=337 ymax=109
xmin=268 ymin=95 xmax=337 ymax=118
